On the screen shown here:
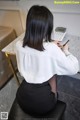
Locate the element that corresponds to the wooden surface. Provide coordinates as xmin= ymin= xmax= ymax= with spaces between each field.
xmin=0 ymin=51 xmax=17 ymax=89
xmin=0 ymin=26 xmax=17 ymax=50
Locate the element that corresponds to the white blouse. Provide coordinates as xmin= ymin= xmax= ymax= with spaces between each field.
xmin=15 ymin=40 xmax=79 ymax=84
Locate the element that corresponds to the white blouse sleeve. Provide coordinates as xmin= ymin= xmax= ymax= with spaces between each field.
xmin=15 ymin=41 xmax=25 ymax=76
xmin=53 ymin=47 xmax=79 ymax=75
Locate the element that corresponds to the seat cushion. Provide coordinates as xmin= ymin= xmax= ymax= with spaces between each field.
xmin=8 ymin=98 xmax=66 ymax=120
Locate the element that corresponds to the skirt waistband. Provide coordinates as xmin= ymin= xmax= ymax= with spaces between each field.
xmin=23 ymin=79 xmax=49 ymax=87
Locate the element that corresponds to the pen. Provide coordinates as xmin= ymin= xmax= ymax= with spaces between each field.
xmin=63 ymin=40 xmax=69 ymax=46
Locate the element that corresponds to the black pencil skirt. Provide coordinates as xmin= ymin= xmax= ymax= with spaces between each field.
xmin=16 ymin=80 xmax=57 ymax=115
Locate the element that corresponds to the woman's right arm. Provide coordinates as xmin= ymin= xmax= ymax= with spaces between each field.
xmin=54 ymin=43 xmax=79 ymax=75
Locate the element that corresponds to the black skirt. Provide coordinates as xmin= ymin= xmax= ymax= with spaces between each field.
xmin=16 ymin=80 xmax=57 ymax=115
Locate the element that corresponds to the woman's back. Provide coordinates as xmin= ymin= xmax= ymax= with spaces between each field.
xmin=16 ymin=40 xmax=79 ymax=84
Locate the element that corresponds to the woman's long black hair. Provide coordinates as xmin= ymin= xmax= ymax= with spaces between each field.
xmin=23 ymin=5 xmax=53 ymax=51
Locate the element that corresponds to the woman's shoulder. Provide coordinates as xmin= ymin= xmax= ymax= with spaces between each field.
xmin=44 ymin=41 xmax=64 ymax=57
xmin=43 ymin=41 xmax=59 ymax=51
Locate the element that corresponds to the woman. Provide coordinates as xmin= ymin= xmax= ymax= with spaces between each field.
xmin=15 ymin=5 xmax=79 ymax=115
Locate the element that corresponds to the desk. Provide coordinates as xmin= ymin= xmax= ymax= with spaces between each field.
xmin=2 ymin=33 xmax=80 ymax=86
xmin=2 ymin=33 xmax=25 ymax=86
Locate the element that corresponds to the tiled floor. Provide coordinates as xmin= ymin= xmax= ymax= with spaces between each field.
xmin=57 ymin=74 xmax=80 ymax=120
xmin=0 ymin=77 xmax=18 ymax=113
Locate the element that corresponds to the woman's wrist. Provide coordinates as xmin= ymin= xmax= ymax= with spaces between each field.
xmin=63 ymin=49 xmax=71 ymax=56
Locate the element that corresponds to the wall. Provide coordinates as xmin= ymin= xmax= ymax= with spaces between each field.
xmin=0 ymin=9 xmax=24 ymax=36
xmin=0 ymin=1 xmax=26 ymax=36
xmin=53 ymin=12 xmax=80 ymax=36
xmin=0 ymin=0 xmax=80 ymax=36
xmin=19 ymin=0 xmax=80 ymax=36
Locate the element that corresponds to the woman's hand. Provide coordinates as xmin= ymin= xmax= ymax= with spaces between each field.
xmin=53 ymin=40 xmax=61 ymax=47
xmin=56 ymin=41 xmax=69 ymax=50
xmin=53 ymin=40 xmax=69 ymax=51
xmin=62 ymin=44 xmax=69 ymax=51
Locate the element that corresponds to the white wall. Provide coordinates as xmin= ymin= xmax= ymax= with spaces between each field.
xmin=0 ymin=0 xmax=80 ymax=36
xmin=18 ymin=0 xmax=80 ymax=36
xmin=53 ymin=12 xmax=80 ymax=36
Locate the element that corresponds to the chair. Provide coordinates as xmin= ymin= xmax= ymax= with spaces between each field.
xmin=8 ymin=98 xmax=66 ymax=120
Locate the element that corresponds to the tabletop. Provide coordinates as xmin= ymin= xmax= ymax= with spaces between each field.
xmin=2 ymin=32 xmax=25 ymax=54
